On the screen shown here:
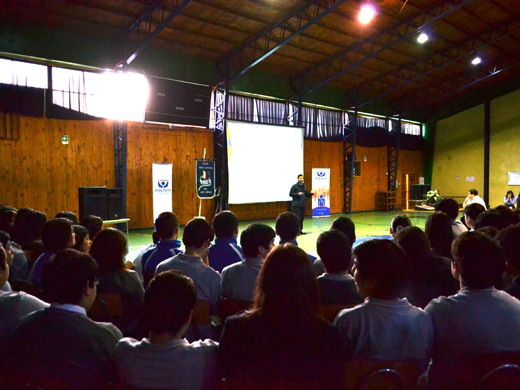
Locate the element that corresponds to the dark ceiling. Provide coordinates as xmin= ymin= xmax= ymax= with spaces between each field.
xmin=3 ymin=0 xmax=520 ymax=122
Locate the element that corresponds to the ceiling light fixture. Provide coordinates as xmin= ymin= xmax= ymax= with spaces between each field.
xmin=472 ymin=56 xmax=482 ymax=65
xmin=359 ymin=5 xmax=376 ymax=24
xmin=417 ymin=33 xmax=428 ymax=44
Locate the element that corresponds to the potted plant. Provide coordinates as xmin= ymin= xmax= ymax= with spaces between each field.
xmin=425 ymin=189 xmax=441 ymax=205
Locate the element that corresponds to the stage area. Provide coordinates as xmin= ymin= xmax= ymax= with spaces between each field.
xmin=127 ymin=210 xmax=429 ymax=262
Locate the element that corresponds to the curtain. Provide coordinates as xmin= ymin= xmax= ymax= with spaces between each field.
xmin=0 ymin=59 xmax=47 ymax=89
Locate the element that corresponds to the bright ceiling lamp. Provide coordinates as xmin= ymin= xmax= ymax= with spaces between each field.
xmin=472 ymin=56 xmax=482 ymax=65
xmin=359 ymin=4 xmax=376 ymax=24
xmin=417 ymin=33 xmax=428 ymax=44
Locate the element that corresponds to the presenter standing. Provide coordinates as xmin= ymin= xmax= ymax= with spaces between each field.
xmin=289 ymin=174 xmax=313 ymax=235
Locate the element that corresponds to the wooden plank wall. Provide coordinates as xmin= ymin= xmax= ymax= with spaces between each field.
xmin=1 ymin=114 xmax=423 ymax=230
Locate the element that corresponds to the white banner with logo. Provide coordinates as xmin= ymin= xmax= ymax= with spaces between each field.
xmin=152 ymin=163 xmax=173 ymax=223
xmin=312 ymin=168 xmax=331 ymax=218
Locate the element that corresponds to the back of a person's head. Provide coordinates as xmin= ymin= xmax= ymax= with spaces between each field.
xmin=425 ymin=211 xmax=453 ymax=258
xmin=435 ymin=197 xmax=460 ymax=220
xmin=212 ymin=210 xmax=239 ymax=239
xmin=474 ymin=211 xmax=507 ymax=231
xmin=73 ymin=225 xmax=90 ymax=252
xmin=275 ymin=212 xmax=300 ymax=241
xmin=317 ymin=230 xmax=352 ymax=274
xmin=10 ymin=207 xmax=33 ymax=243
xmin=492 ymin=206 xmax=514 ymax=229
xmin=464 ymin=203 xmax=485 ymax=221
xmin=240 ymin=223 xmax=276 ymax=258
xmin=182 ymin=218 xmax=214 ymax=249
xmin=142 ymin=271 xmax=197 ymax=335
xmin=331 ymin=216 xmax=356 ymax=244
xmin=0 ymin=230 xmax=10 ymax=249
xmin=476 ymin=226 xmax=499 ymax=238
xmin=254 ymin=244 xmax=318 ymax=317
xmin=81 ymin=215 xmax=103 ymax=240
xmin=0 ymin=245 xmax=6 ymax=272
xmin=394 ymin=226 xmax=431 ymax=261
xmin=452 ymin=231 xmax=503 ymax=289
xmin=155 ymin=212 xmax=179 ymax=241
xmin=89 ymin=228 xmax=127 ymax=275
xmin=55 ymin=211 xmax=79 ymax=225
xmin=23 ymin=211 xmax=47 ymax=243
xmin=497 ymin=225 xmax=520 ymax=272
xmin=42 ymin=218 xmax=73 ymax=252
xmin=42 ymin=249 xmax=98 ymax=305
xmin=353 ymin=239 xmax=406 ymax=299
xmin=390 ymin=215 xmax=412 ymax=235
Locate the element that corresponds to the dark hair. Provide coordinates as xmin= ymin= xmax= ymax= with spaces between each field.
xmin=476 ymin=226 xmax=499 ymax=239
xmin=464 ymin=203 xmax=485 ymax=221
xmin=142 ymin=271 xmax=197 ymax=335
xmin=297 ymin=174 xmax=303 ymax=179
xmin=252 ymin=245 xmax=318 ymax=321
xmin=0 ymin=230 xmax=10 ymax=249
xmin=317 ymin=230 xmax=352 ymax=274
xmin=0 ymin=246 xmax=6 ymax=271
xmin=55 ymin=211 xmax=79 ymax=225
xmin=73 ymin=225 xmax=89 ymax=251
xmin=89 ymin=228 xmax=127 ymax=275
xmin=469 ymin=189 xmax=478 ymax=196
xmin=331 ymin=216 xmax=356 ymax=244
xmin=474 ymin=211 xmax=509 ymax=231
xmin=497 ymin=225 xmax=520 ymax=271
xmin=41 ymin=249 xmax=99 ymax=305
xmin=275 ymin=212 xmax=300 ymax=241
xmin=425 ymin=212 xmax=453 ymax=258
xmin=394 ymin=226 xmax=430 ymax=261
xmin=435 ymin=198 xmax=460 ymax=220
xmin=0 ymin=207 xmax=17 ymax=233
xmin=212 ymin=211 xmax=239 ymax=239
xmin=14 ymin=210 xmax=47 ymax=246
xmin=353 ymin=239 xmax=406 ymax=299
xmin=155 ymin=212 xmax=179 ymax=241
xmin=182 ymin=218 xmax=214 ymax=248
xmin=10 ymin=207 xmax=33 ymax=244
xmin=452 ymin=231 xmax=503 ymax=289
xmin=240 ymin=224 xmax=276 ymax=258
xmin=390 ymin=215 xmax=412 ymax=235
xmin=506 ymin=190 xmax=515 ymax=198
xmin=41 ymin=218 xmax=74 ymax=252
xmin=81 ymin=215 xmax=103 ymax=240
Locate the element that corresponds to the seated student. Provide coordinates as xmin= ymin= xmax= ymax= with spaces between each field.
xmin=474 ymin=210 xmax=510 ymax=232
xmin=316 ymin=230 xmax=362 ymax=306
xmin=81 ymin=215 xmax=103 ymax=240
xmin=0 ymin=245 xmax=48 ymax=358
xmin=334 ymin=239 xmax=432 ymax=366
xmin=462 ymin=189 xmax=487 ymax=209
xmin=141 ymin=212 xmax=183 ymax=287
xmin=425 ymin=212 xmax=454 ymax=259
xmin=28 ymin=218 xmax=75 ymax=288
xmin=156 ymin=218 xmax=221 ymax=341
xmin=115 ymin=271 xmax=218 ymax=390
xmin=221 ymin=224 xmax=275 ymax=302
xmin=219 ymin=245 xmax=344 ymax=388
xmin=17 ymin=210 xmax=47 ymax=269
xmin=0 ymin=231 xmax=33 ymax=294
xmin=7 ymin=249 xmax=123 ymax=390
xmin=275 ymin=211 xmax=317 ymax=263
xmin=504 ymin=190 xmax=517 ymax=209
xmin=394 ymin=226 xmax=459 ymax=309
xmin=390 ymin=214 xmax=412 ymax=238
xmin=435 ymin=197 xmax=467 ymax=238
xmin=55 ymin=211 xmax=79 ymax=224
xmin=425 ymin=232 xmax=520 ymax=373
xmin=463 ymin=203 xmax=485 ymax=231
xmin=209 ymin=211 xmax=244 ymax=273
xmin=497 ymin=225 xmax=520 ymax=299
xmin=73 ymin=225 xmax=92 ymax=253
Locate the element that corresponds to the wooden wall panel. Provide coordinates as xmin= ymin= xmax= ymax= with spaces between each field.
xmin=0 ymin=114 xmax=115 ymax=219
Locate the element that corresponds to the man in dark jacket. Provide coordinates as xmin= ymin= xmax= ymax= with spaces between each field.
xmin=289 ymin=174 xmax=313 ymax=234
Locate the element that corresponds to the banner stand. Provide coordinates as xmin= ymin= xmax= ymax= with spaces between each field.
xmin=312 ymin=168 xmax=331 ymax=218
xmin=195 ymin=148 xmax=216 ymax=219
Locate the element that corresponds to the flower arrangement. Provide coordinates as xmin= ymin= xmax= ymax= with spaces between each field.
xmin=425 ymin=189 xmax=441 ymax=205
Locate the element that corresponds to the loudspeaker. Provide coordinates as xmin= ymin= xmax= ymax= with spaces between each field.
xmin=107 ymin=188 xmax=124 ymax=220
xmin=411 ymin=184 xmax=431 ymax=201
xmin=79 ymin=187 xmax=108 ymax=221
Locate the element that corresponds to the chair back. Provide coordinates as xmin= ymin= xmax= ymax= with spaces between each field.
xmin=478 ymin=364 xmax=520 ymax=390
xmin=345 ymin=360 xmax=423 ymax=390
xmin=359 ymin=369 xmax=403 ymax=390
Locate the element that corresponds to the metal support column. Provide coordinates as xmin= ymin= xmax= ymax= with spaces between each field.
xmin=113 ymin=120 xmax=128 ymax=218
xmin=484 ymin=100 xmax=490 ymax=207
xmin=213 ymin=81 xmax=229 ymax=213
xmin=387 ymin=116 xmax=401 ymax=211
xmin=343 ymin=110 xmax=357 ymax=214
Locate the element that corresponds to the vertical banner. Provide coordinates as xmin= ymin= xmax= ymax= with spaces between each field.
xmin=312 ymin=168 xmax=331 ymax=218
xmin=196 ymin=160 xmax=215 ymax=199
xmin=152 ymin=163 xmax=173 ymax=223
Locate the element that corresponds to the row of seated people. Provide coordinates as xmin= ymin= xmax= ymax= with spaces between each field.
xmin=2 ymin=200 xmax=520 ymax=389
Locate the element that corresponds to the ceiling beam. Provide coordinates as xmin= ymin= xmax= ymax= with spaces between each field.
xmin=217 ymin=0 xmax=349 ymax=82
xmin=292 ymin=0 xmax=478 ymax=95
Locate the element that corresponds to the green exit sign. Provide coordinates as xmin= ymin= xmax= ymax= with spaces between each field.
xmin=62 ymin=135 xmax=69 ymax=145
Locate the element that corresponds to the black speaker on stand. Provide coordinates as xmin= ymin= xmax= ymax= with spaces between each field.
xmin=79 ymin=187 xmax=108 ymax=221
xmin=107 ymin=188 xmax=124 ymax=220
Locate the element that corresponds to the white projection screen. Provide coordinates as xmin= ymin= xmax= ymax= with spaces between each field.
xmin=226 ymin=120 xmax=304 ymax=204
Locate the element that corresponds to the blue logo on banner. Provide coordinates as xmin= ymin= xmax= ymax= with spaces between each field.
xmin=158 ymin=180 xmax=169 ymax=188
xmin=317 ymin=171 xmax=326 ymax=177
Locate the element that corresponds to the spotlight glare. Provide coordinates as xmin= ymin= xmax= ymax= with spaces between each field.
xmin=417 ymin=33 xmax=428 ymax=44
xmin=359 ymin=5 xmax=376 ymax=24
xmin=472 ymin=57 xmax=482 ymax=65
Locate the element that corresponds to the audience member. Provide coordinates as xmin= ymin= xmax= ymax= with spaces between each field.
xmin=463 ymin=203 xmax=485 ymax=231
xmin=394 ymin=226 xmax=459 ymax=308
xmin=504 ymin=190 xmax=517 ymax=209
xmin=89 ymin=228 xmax=144 ymax=336
xmin=276 ymin=211 xmax=317 ymax=263
xmin=334 ymin=239 xmax=432 ymax=366
xmin=476 ymin=225 xmax=499 ymax=238
xmin=474 ymin=210 xmax=509 ymax=231
xmin=0 ymin=230 xmax=33 ymax=294
xmin=497 ymin=225 xmax=520 ymax=299
xmin=435 ymin=197 xmax=467 ymax=237
xmin=115 ymin=271 xmax=218 ymax=390
xmin=0 ymin=206 xmax=16 ymax=234
xmin=390 ymin=214 xmax=412 ymax=237
xmin=462 ymin=189 xmax=487 ymax=209
xmin=73 ymin=224 xmax=91 ymax=253
xmin=156 ymin=218 xmax=220 ymax=341
xmin=221 ymin=223 xmax=275 ymax=302
xmin=7 ymin=249 xmax=123 ymax=390
xmin=141 ymin=212 xmax=183 ymax=287
xmin=9 ymin=207 xmax=33 ymax=247
xmin=28 ymin=218 xmax=75 ymax=288
xmin=425 ymin=211 xmax=453 ymax=258
xmin=316 ymin=230 xmax=361 ymax=306
xmin=55 ymin=211 xmax=79 ymax=224
xmin=219 ymin=245 xmax=343 ymax=388
xmin=208 ymin=211 xmax=244 ymax=273
xmin=81 ymin=215 xmax=104 ymax=240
